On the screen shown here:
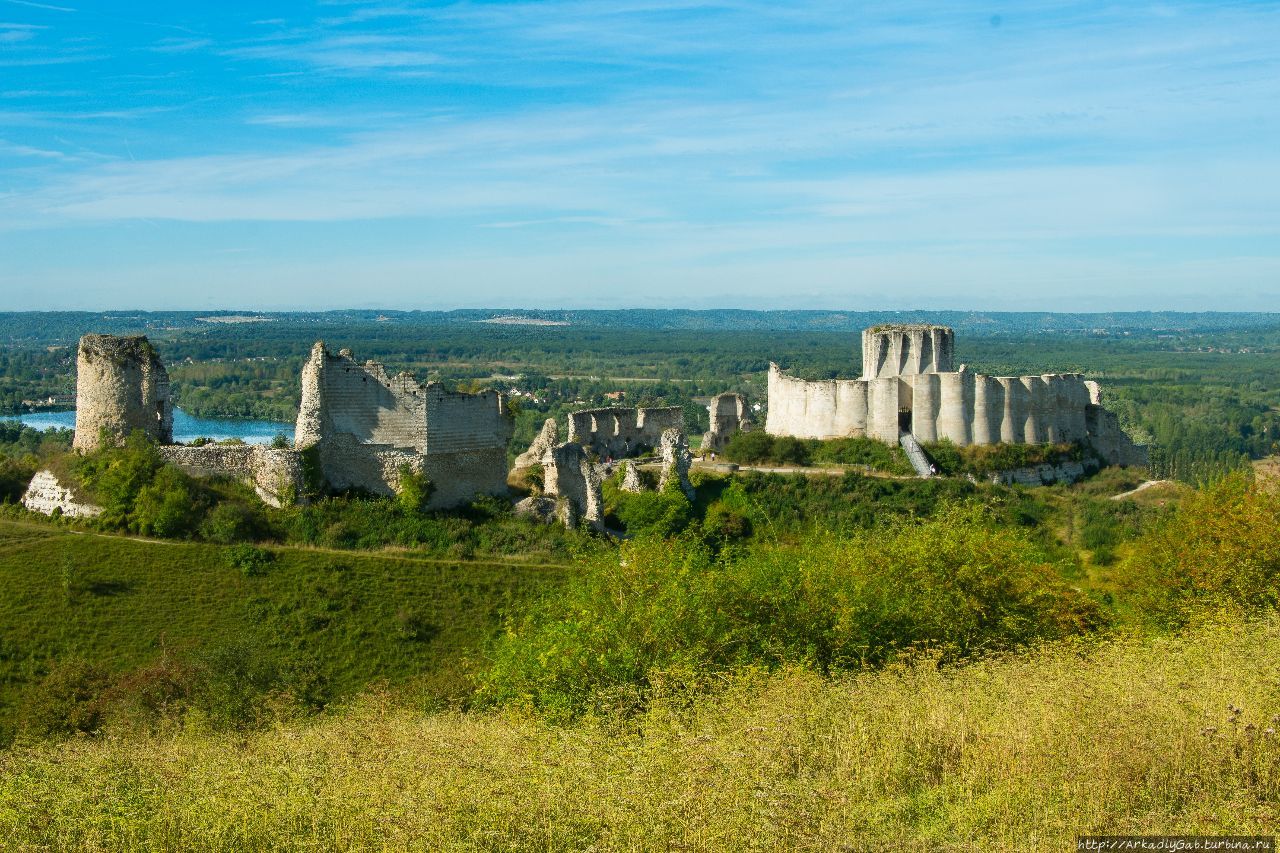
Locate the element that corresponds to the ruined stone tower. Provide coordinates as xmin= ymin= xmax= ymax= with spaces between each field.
xmin=72 ymin=334 xmax=172 ymax=452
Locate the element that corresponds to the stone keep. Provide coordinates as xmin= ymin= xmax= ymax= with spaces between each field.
xmin=861 ymin=325 xmax=954 ymax=379
xmin=766 ymin=324 xmax=1147 ymax=466
xmin=72 ymin=334 xmax=172 ymax=452
xmin=294 ymin=342 xmax=514 ymax=507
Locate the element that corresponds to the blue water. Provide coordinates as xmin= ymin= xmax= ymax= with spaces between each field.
xmin=10 ymin=408 xmax=294 ymax=445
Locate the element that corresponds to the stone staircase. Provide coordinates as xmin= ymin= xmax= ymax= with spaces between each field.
xmin=899 ymin=431 xmax=935 ymax=479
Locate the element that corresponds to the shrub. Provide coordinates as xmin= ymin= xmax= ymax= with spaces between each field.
xmin=613 ymin=489 xmax=693 ymax=538
xmin=702 ymin=502 xmax=752 ymax=542
xmin=1127 ymin=473 xmax=1280 ymax=625
xmin=0 ymin=456 xmax=36 ymax=504
xmin=224 ymin=543 xmax=275 ymax=577
xmin=478 ymin=503 xmax=1102 ymax=715
xmin=397 ymin=466 xmax=434 ymax=513
xmin=19 ymin=659 xmax=110 ymax=738
xmin=200 ymin=501 xmax=267 ymax=544
xmin=131 ymin=466 xmax=205 ymax=538
xmin=722 ymin=430 xmax=776 ymax=464
xmin=74 ymin=431 xmax=164 ymax=525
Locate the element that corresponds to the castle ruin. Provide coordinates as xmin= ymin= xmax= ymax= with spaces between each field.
xmin=72 ymin=334 xmax=172 ymax=452
xmin=702 ymin=392 xmax=754 ymax=453
xmin=767 ymin=325 xmax=1147 ymax=467
xmin=293 ymin=342 xmax=513 ymax=507
xmin=567 ymin=406 xmax=684 ymax=460
xmin=28 ymin=334 xmax=516 ymax=517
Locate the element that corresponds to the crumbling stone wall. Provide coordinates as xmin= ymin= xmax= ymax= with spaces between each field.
xmin=540 ymin=441 xmax=603 ymax=530
xmin=72 ymin=334 xmax=172 ymax=452
xmin=294 ymin=343 xmax=513 ymax=507
xmin=702 ymin=393 xmax=754 ymax=453
xmin=21 ymin=470 xmax=102 ymax=518
xmin=567 ymin=406 xmax=683 ymax=459
xmin=158 ymin=445 xmax=306 ymax=508
xmin=767 ymin=325 xmax=1147 ymax=466
xmin=514 ymin=417 xmax=558 ymax=470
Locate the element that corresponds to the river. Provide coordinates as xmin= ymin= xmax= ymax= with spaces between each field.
xmin=9 ymin=409 xmax=295 ymax=445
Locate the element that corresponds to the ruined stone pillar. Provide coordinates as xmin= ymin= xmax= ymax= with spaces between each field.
xmin=1058 ymin=375 xmax=1089 ymax=442
xmin=1021 ymin=376 xmax=1049 ymax=444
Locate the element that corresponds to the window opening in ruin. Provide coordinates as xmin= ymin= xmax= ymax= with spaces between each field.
xmin=899 ymin=411 xmax=912 ymax=432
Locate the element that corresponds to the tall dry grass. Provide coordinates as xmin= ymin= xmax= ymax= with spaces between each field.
xmin=1 ymin=613 xmax=1278 ymax=851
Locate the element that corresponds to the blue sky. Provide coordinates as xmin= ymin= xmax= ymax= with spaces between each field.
xmin=0 ymin=0 xmax=1277 ymax=311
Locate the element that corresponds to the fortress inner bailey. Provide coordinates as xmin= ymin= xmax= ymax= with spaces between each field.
xmin=767 ymin=325 xmax=1147 ymax=467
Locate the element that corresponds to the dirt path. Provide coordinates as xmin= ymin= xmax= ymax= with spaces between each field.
xmin=0 ymin=518 xmax=573 ymax=570
xmin=1110 ymin=480 xmax=1173 ymax=501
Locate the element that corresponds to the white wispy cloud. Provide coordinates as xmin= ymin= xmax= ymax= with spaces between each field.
xmin=1 ymin=0 xmax=1278 ymax=308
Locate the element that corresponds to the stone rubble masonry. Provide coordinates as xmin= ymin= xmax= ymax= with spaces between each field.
xmin=513 ymin=417 xmax=558 ymax=470
xmin=702 ymin=393 xmax=754 ymax=453
xmin=766 ymin=325 xmax=1148 ymax=467
xmin=72 ymin=334 xmax=172 ymax=452
xmin=567 ymin=406 xmax=683 ymax=459
xmin=540 ymin=441 xmax=604 ymax=530
xmin=158 ymin=445 xmax=306 ymax=509
xmin=21 ymin=470 xmax=103 ymax=519
xmin=657 ymin=428 xmax=695 ymax=500
xmin=294 ymin=342 xmax=513 ymax=508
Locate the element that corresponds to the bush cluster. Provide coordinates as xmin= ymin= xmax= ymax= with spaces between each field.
xmin=478 ymin=503 xmax=1103 ymax=716
xmin=721 ymin=431 xmax=913 ymax=474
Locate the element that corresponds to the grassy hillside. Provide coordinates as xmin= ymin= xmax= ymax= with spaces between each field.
xmin=0 ymin=519 xmax=568 ymax=740
xmin=1 ymin=614 xmax=1276 ymax=849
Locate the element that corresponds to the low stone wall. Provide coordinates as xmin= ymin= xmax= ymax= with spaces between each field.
xmin=158 ymin=444 xmax=306 ymax=508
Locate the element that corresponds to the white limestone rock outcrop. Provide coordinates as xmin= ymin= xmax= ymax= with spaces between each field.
xmin=21 ymin=470 xmax=102 ymax=519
